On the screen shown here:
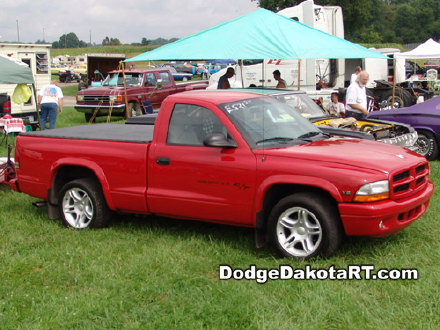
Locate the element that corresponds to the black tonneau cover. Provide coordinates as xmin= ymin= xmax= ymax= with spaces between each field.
xmin=23 ymin=124 xmax=154 ymax=143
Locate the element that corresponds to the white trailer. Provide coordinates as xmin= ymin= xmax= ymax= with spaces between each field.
xmin=0 ymin=43 xmax=52 ymax=119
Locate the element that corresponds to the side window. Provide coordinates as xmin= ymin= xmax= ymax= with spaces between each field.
xmin=167 ymin=104 xmax=228 ymax=146
xmin=145 ymin=73 xmax=157 ymax=87
xmin=159 ymin=72 xmax=172 ymax=86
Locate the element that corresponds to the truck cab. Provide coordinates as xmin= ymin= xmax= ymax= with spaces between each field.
xmin=75 ymin=69 xmax=208 ymax=121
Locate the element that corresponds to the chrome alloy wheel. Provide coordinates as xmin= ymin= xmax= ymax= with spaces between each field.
xmin=276 ymin=207 xmax=323 ymax=257
xmin=62 ymin=187 xmax=94 ymax=229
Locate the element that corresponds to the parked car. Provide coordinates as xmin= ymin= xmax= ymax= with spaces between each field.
xmin=368 ymin=96 xmax=440 ymax=160
xmin=0 ymin=93 xmax=11 ymax=117
xmin=249 ymin=89 xmax=420 ymax=151
xmin=160 ymin=65 xmax=193 ymax=81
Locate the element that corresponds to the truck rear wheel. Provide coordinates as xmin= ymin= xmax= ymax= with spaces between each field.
xmin=268 ymin=192 xmax=342 ymax=259
xmin=59 ymin=178 xmax=111 ymax=229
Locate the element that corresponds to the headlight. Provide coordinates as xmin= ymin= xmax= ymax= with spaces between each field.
xmin=109 ymin=95 xmax=123 ymax=102
xmin=76 ymin=95 xmax=84 ymax=102
xmin=354 ymin=180 xmax=390 ymax=202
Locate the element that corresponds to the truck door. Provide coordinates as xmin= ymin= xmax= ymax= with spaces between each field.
xmin=148 ymin=103 xmax=257 ymax=226
xmin=152 ymin=71 xmax=175 ymax=106
xmin=143 ymin=72 xmax=161 ymax=108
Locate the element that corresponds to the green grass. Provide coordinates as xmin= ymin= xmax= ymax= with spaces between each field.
xmin=0 ymin=109 xmax=439 ymax=330
xmin=51 ymin=45 xmax=158 ymax=59
xmin=61 ymin=84 xmax=81 ymax=97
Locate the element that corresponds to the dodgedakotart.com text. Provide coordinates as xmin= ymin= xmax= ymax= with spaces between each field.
xmin=219 ymin=265 xmax=419 ymax=284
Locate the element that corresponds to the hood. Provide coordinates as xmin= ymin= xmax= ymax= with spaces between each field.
xmin=256 ymin=137 xmax=423 ymax=173
xmin=368 ymin=96 xmax=440 ymax=117
xmin=78 ymin=86 xmax=126 ymax=95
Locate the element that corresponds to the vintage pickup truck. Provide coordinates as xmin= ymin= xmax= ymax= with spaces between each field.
xmin=75 ymin=68 xmax=208 ymax=122
xmin=7 ymin=91 xmax=434 ymax=258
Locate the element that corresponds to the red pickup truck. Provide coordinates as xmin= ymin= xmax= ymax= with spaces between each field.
xmin=75 ymin=68 xmax=208 ymax=122
xmin=8 ymin=91 xmax=434 ymax=258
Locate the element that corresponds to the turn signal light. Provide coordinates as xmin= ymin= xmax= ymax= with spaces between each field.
xmin=353 ymin=192 xmax=390 ymax=203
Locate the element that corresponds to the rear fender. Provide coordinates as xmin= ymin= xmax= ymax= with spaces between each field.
xmin=50 ymin=158 xmax=115 ymax=209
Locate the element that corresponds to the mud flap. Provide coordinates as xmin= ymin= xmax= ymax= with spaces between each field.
xmin=48 ymin=188 xmax=60 ymax=220
xmin=255 ymin=210 xmax=267 ymax=248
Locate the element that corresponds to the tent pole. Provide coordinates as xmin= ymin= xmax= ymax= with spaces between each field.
xmin=392 ymin=59 xmax=396 ymax=108
xmin=297 ymin=59 xmax=301 ymax=90
xmin=239 ymin=60 xmax=244 ymax=88
xmin=120 ymin=61 xmax=130 ymax=118
xmin=31 ymin=84 xmax=41 ymax=129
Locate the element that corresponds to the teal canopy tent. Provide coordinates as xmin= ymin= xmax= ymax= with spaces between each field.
xmin=126 ymin=9 xmax=387 ymax=62
xmin=0 ymin=54 xmax=34 ymax=84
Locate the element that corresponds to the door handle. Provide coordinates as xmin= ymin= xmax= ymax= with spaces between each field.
xmin=156 ymin=157 xmax=171 ymax=165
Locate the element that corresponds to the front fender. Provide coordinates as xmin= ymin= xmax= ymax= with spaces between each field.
xmin=255 ymin=174 xmax=343 ymax=212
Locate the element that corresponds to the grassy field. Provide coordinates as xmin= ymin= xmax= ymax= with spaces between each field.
xmin=51 ymin=45 xmax=158 ymax=59
xmin=0 ymin=107 xmax=439 ymax=330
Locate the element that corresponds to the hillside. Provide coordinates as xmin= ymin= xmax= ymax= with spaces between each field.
xmin=51 ymin=45 xmax=159 ymax=59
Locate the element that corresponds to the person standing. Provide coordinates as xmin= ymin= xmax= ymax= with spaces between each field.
xmin=217 ymin=67 xmax=235 ymax=89
xmin=345 ymin=71 xmax=369 ymax=119
xmin=273 ymin=70 xmax=287 ymax=88
xmin=38 ymin=80 xmax=63 ymax=130
xmin=350 ymin=66 xmax=362 ymax=84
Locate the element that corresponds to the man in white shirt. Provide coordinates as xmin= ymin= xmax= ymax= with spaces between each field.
xmin=350 ymin=66 xmax=362 ymax=84
xmin=345 ymin=71 xmax=369 ymax=119
xmin=38 ymin=80 xmax=63 ymax=130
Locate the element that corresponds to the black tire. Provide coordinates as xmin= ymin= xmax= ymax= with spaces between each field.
xmin=415 ymin=130 xmax=439 ymax=160
xmin=268 ymin=192 xmax=343 ymax=259
xmin=84 ymin=113 xmax=95 ymax=123
xmin=128 ymin=102 xmax=143 ymax=118
xmin=380 ymin=89 xmax=414 ymax=108
xmin=59 ymin=178 xmax=112 ymax=229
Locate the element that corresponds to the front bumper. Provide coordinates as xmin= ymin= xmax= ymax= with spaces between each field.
xmin=339 ymin=181 xmax=434 ymax=237
xmin=378 ymin=131 xmax=419 ymax=151
xmin=75 ymin=103 xmax=125 ymax=114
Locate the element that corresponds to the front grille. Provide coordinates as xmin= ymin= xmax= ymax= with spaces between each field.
xmin=83 ymin=95 xmax=110 ymax=103
xmin=391 ymin=161 xmax=430 ymax=199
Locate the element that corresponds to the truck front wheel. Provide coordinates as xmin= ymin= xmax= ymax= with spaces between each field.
xmin=128 ymin=102 xmax=143 ymax=117
xmin=268 ymin=193 xmax=342 ymax=258
xmin=59 ymin=178 xmax=111 ymax=229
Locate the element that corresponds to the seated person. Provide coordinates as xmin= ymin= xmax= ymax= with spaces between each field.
xmin=325 ymin=92 xmax=345 ymax=117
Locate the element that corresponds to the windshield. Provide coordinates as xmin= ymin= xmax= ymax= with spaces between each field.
xmin=219 ymin=96 xmax=322 ymax=147
xmin=271 ymin=92 xmax=327 ymax=119
xmin=102 ymin=73 xmax=144 ymax=87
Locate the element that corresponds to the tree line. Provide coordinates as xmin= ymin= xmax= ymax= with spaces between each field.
xmin=50 ymin=33 xmax=179 ymax=49
xmin=253 ymin=0 xmax=440 ymax=44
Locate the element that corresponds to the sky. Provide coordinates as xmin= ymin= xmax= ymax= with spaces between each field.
xmin=0 ymin=0 xmax=259 ymax=44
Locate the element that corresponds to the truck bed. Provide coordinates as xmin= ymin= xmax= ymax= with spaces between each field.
xmin=23 ymin=124 xmax=154 ymax=143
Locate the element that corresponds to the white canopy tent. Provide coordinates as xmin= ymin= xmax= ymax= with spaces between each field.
xmin=395 ymin=38 xmax=440 ymax=59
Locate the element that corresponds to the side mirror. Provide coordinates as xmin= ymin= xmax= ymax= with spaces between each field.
xmin=156 ymin=79 xmax=163 ymax=89
xmin=203 ymin=133 xmax=237 ymax=148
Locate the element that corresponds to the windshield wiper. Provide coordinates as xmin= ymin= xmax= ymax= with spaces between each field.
xmin=297 ymin=131 xmax=322 ymax=139
xmin=256 ymin=137 xmax=294 ymax=145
